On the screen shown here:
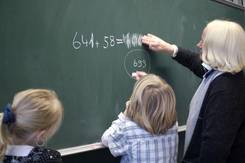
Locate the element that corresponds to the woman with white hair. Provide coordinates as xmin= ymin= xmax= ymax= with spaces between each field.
xmin=140 ymin=19 xmax=245 ymax=163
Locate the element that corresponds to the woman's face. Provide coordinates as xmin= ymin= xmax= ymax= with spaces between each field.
xmin=197 ymin=28 xmax=207 ymax=50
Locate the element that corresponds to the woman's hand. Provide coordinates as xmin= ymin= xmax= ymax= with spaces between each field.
xmin=142 ymin=33 xmax=174 ymax=55
xmin=132 ymin=71 xmax=147 ymax=81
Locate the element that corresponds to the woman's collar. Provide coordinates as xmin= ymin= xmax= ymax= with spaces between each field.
xmin=202 ymin=62 xmax=212 ymax=71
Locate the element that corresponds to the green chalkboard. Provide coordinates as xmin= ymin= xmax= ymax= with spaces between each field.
xmin=0 ymin=0 xmax=244 ymax=149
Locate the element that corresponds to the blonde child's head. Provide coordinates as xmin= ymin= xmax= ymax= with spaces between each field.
xmin=126 ymin=74 xmax=176 ymax=135
xmin=0 ymin=89 xmax=63 ymax=156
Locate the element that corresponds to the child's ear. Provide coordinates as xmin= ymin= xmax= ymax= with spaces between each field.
xmin=32 ymin=130 xmax=48 ymax=146
xmin=36 ymin=130 xmax=47 ymax=141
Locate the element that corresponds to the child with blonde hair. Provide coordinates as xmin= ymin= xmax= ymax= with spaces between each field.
xmin=102 ymin=74 xmax=178 ymax=163
xmin=0 ymin=89 xmax=64 ymax=163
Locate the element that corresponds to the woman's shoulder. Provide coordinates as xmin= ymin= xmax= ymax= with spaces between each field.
xmin=27 ymin=147 xmax=62 ymax=163
xmin=210 ymin=71 xmax=245 ymax=92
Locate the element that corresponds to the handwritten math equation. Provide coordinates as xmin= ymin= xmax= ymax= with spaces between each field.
xmin=72 ymin=32 xmax=143 ymax=49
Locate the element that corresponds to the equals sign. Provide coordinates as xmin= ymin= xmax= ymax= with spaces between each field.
xmin=116 ymin=38 xmax=123 ymax=44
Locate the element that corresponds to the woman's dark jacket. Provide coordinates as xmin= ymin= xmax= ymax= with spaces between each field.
xmin=174 ymin=48 xmax=245 ymax=163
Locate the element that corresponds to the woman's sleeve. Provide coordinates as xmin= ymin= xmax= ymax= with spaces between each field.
xmin=101 ymin=113 xmax=128 ymax=157
xmin=173 ymin=47 xmax=206 ymax=78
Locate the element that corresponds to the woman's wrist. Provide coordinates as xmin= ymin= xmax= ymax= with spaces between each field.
xmin=159 ymin=42 xmax=176 ymax=56
xmin=171 ymin=44 xmax=178 ymax=57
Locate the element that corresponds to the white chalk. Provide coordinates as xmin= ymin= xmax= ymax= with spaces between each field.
xmin=132 ymin=72 xmax=137 ymax=77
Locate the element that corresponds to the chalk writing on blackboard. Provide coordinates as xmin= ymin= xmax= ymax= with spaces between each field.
xmin=124 ymin=49 xmax=151 ymax=78
xmin=72 ymin=32 xmax=142 ymax=49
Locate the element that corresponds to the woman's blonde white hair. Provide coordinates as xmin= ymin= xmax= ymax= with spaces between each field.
xmin=126 ymin=74 xmax=176 ymax=135
xmin=202 ymin=19 xmax=245 ymax=73
xmin=0 ymin=89 xmax=63 ymax=157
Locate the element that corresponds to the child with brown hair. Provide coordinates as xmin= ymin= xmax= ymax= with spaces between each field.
xmin=102 ymin=74 xmax=178 ymax=163
xmin=0 ymin=89 xmax=64 ymax=163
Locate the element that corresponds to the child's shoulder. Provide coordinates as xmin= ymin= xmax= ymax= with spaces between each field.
xmin=114 ymin=113 xmax=139 ymax=128
xmin=110 ymin=113 xmax=141 ymax=134
xmin=27 ymin=146 xmax=62 ymax=162
xmin=3 ymin=146 xmax=62 ymax=163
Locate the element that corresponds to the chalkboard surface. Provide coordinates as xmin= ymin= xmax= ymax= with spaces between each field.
xmin=0 ymin=0 xmax=244 ymax=149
